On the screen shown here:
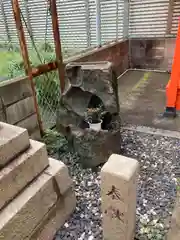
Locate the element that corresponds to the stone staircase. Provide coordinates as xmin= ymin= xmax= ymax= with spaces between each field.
xmin=0 ymin=122 xmax=76 ymax=240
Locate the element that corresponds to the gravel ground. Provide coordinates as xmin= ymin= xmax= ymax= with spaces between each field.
xmin=54 ymin=129 xmax=180 ymax=240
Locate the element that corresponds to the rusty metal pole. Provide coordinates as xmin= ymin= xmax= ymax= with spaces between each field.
xmin=12 ymin=0 xmax=44 ymax=135
xmin=49 ymin=0 xmax=65 ymax=94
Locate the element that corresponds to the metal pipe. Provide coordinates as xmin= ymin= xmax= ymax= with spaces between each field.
xmin=12 ymin=0 xmax=43 ymax=135
xmin=49 ymin=0 xmax=65 ymax=94
xmin=85 ymin=0 xmax=91 ymax=48
xmin=31 ymin=61 xmax=58 ymax=77
xmin=95 ymin=0 xmax=101 ymax=47
xmin=0 ymin=0 xmax=11 ymax=43
xmin=128 ymin=68 xmax=168 ymax=73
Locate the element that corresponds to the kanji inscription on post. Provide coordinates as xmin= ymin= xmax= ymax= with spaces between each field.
xmin=106 ymin=185 xmax=123 ymax=201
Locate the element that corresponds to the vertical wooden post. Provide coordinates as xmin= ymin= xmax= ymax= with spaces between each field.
xmin=12 ymin=0 xmax=43 ymax=135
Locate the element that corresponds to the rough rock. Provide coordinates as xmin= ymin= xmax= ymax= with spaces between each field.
xmin=71 ymin=127 xmax=121 ymax=168
xmin=56 ymin=62 xmax=121 ymax=168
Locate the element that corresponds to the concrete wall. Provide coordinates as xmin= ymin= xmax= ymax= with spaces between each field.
xmin=69 ymin=40 xmax=129 ymax=77
xmin=0 ymin=77 xmax=40 ymax=140
xmin=70 ymin=37 xmax=176 ymax=74
xmin=130 ymin=38 xmax=176 ymax=71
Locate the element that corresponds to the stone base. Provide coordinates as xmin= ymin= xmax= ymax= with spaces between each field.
xmin=0 ymin=140 xmax=49 ymax=209
xmin=30 ymin=189 xmax=76 ymax=240
xmin=167 ymin=192 xmax=180 ymax=240
xmin=0 ymin=122 xmax=30 ymax=167
xmin=0 ymin=158 xmax=76 ymax=240
xmin=0 ymin=122 xmax=76 ymax=240
xmin=101 ymin=154 xmax=139 ymax=240
xmin=71 ymin=127 xmax=121 ymax=168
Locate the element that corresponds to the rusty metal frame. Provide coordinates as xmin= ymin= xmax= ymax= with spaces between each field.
xmin=49 ymin=0 xmax=65 ymax=93
xmin=12 ymin=0 xmax=44 ymax=135
xmin=12 ymin=0 xmax=65 ymax=133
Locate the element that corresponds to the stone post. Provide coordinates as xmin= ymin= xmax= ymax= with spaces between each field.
xmin=101 ymin=154 xmax=139 ymax=240
xmin=167 ymin=192 xmax=180 ymax=240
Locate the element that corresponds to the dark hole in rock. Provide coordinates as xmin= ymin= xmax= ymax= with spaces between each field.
xmin=79 ymin=93 xmax=113 ymax=130
xmin=79 ymin=120 xmax=89 ymax=129
xmin=72 ymin=66 xmax=80 ymax=78
xmin=88 ymin=94 xmax=103 ymax=109
xmin=101 ymin=112 xmax=112 ymax=130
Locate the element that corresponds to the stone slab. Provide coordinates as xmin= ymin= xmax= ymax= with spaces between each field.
xmin=30 ymin=128 xmax=41 ymax=141
xmin=6 ymin=96 xmax=35 ymax=125
xmin=0 ymin=157 xmax=72 ymax=240
xmin=29 ymin=188 xmax=76 ymax=240
xmin=0 ymin=109 xmax=5 ymax=122
xmin=167 ymin=193 xmax=180 ymax=240
xmin=0 ymin=139 xmax=49 ymax=210
xmin=101 ymin=154 xmax=139 ymax=240
xmin=0 ymin=122 xmax=30 ymax=167
xmin=170 ymin=193 xmax=180 ymax=227
xmin=167 ymin=224 xmax=180 ymax=240
xmin=0 ymin=77 xmax=32 ymax=107
xmin=45 ymin=158 xmax=73 ymax=195
xmin=16 ymin=113 xmax=38 ymax=134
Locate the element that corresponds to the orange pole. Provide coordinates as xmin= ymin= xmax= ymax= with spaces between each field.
xmin=166 ymin=19 xmax=180 ymax=109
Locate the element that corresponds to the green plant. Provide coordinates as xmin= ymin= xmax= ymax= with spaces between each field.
xmin=1 ymin=41 xmax=82 ymax=113
xmin=43 ymin=129 xmax=68 ymax=155
xmin=35 ymin=72 xmax=60 ymax=110
xmin=85 ymin=105 xmax=103 ymax=124
xmin=6 ymin=44 xmax=59 ymax=110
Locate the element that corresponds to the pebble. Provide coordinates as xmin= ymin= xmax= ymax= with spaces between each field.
xmin=54 ymin=129 xmax=180 ymax=240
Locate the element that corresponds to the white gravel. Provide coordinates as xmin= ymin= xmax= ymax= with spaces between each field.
xmin=54 ymin=129 xmax=180 ymax=240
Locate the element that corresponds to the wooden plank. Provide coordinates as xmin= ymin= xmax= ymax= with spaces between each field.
xmin=16 ymin=113 xmax=38 ymax=134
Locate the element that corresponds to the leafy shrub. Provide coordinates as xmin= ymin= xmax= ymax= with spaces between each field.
xmin=43 ymin=129 xmax=68 ymax=155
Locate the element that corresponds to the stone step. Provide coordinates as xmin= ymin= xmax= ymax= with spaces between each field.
xmin=29 ymin=188 xmax=76 ymax=240
xmin=0 ymin=139 xmax=49 ymax=210
xmin=0 ymin=122 xmax=30 ymax=167
xmin=45 ymin=158 xmax=73 ymax=195
xmin=0 ymin=158 xmax=75 ymax=240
